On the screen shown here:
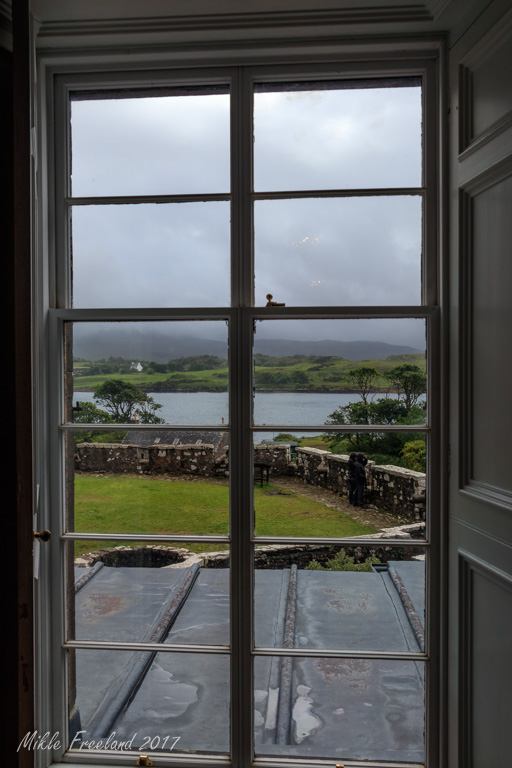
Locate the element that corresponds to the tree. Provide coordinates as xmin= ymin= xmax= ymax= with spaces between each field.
xmin=385 ymin=364 xmax=426 ymax=410
xmin=73 ymin=400 xmax=112 ymax=425
xmin=345 ymin=367 xmax=379 ymax=405
xmin=93 ymin=379 xmax=164 ymax=423
xmin=325 ymin=397 xmax=425 ymax=458
xmin=291 ymin=369 xmax=309 ymax=385
xmin=71 ymin=400 xmax=120 ymax=448
xmin=401 ymin=439 xmax=427 ymax=472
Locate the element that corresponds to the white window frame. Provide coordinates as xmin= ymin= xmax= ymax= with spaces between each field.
xmin=34 ymin=41 xmax=445 ymax=768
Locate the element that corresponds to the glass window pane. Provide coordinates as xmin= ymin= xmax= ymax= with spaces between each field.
xmin=70 ymin=88 xmax=230 ymax=197
xmin=71 ymin=202 xmax=230 ymax=308
xmin=254 ymin=546 xmax=426 ymax=653
xmin=69 ymin=649 xmax=229 ymax=753
xmin=254 ymin=80 xmax=422 ymax=192
xmin=70 ymin=542 xmax=230 ymax=645
xmin=253 ymin=432 xmax=427 ymax=538
xmin=67 ymin=321 xmax=229 ymax=426
xmin=254 ymin=655 xmax=425 ymax=762
xmin=254 ymin=196 xmax=422 ymax=306
xmin=69 ymin=431 xmax=229 ymax=535
xmin=253 ymin=318 xmax=427 ymax=427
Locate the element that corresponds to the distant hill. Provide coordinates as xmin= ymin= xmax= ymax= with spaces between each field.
xmin=73 ymin=328 xmax=422 ymax=363
xmin=74 ymin=331 xmax=229 ymax=362
xmin=253 ymin=339 xmax=422 ymax=360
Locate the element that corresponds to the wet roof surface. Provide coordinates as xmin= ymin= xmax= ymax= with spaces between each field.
xmin=72 ymin=562 xmax=425 ymax=762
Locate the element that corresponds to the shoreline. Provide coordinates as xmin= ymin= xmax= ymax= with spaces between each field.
xmin=73 ymin=387 xmax=398 ymax=395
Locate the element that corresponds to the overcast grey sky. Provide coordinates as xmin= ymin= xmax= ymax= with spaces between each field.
xmin=70 ymin=82 xmax=424 ymax=349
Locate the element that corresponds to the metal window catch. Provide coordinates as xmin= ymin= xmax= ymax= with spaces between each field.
xmin=33 ymin=529 xmax=51 ymax=542
xmin=137 ymin=758 xmax=153 ymax=767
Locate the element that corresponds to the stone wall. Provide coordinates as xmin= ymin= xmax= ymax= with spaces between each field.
xmin=296 ymin=447 xmax=426 ymax=520
xmin=75 ymin=442 xmax=228 ymax=476
xmin=75 ymin=442 xmax=425 ymax=519
xmin=253 ymin=443 xmax=291 ymax=472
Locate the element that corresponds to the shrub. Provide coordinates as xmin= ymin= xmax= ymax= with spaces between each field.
xmin=401 ymin=439 xmax=427 ymax=472
xmin=306 ymin=550 xmax=380 ymax=572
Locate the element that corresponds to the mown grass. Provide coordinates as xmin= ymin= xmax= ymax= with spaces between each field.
xmin=72 ymin=475 xmax=375 ymax=558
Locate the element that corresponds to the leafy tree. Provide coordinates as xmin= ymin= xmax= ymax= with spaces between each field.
xmin=401 ymin=439 xmax=427 ymax=472
xmin=72 ymin=401 xmax=122 ymax=448
xmin=254 ymin=370 xmax=291 ymax=388
xmin=149 ymin=361 xmax=167 ymax=373
xmin=291 ymin=370 xmax=309 ymax=385
xmin=385 ymin=364 xmax=426 ymax=410
xmin=93 ymin=379 xmax=164 ymax=423
xmin=325 ymin=398 xmax=425 ymax=458
xmin=73 ymin=400 xmax=112 ymax=425
xmin=345 ymin=367 xmax=379 ymax=405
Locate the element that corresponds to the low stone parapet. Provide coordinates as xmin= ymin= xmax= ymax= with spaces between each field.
xmin=295 ymin=447 xmax=426 ymax=520
xmin=75 ymin=443 xmax=141 ymax=473
xmin=75 ymin=442 xmax=219 ymax=475
xmin=253 ymin=443 xmax=291 ymax=472
xmin=370 ymin=464 xmax=426 ymax=520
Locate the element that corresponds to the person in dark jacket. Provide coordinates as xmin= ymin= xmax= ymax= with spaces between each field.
xmin=354 ymin=453 xmax=367 ymax=507
xmin=347 ymin=452 xmax=357 ymax=505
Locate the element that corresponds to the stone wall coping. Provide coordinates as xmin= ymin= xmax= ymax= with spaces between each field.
xmin=326 ymin=453 xmax=351 ymax=463
xmin=296 ymin=447 xmax=329 ymax=456
xmin=148 ymin=443 xmax=215 ymax=450
xmin=254 ymin=443 xmax=290 ymax=449
xmin=297 ymin=446 xmax=426 ymax=481
xmin=373 ymin=464 xmax=426 ymax=479
xmin=77 ymin=442 xmax=216 ymax=450
xmin=76 ymin=442 xmax=127 ymax=448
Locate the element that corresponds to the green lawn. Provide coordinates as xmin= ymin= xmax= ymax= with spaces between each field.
xmin=72 ymin=475 xmax=375 ymax=557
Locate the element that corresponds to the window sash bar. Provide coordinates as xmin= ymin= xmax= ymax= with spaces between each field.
xmin=253 ymin=536 xmax=429 ymax=546
xmin=63 ymin=640 xmax=230 ymax=654
xmin=254 ymin=758 xmax=425 ymax=768
xmin=61 ymin=753 xmax=231 ymax=767
xmin=64 ymin=187 xmax=425 ymax=206
xmin=50 ymin=307 xmax=233 ymax=320
xmin=63 ymin=534 xmax=427 ymax=546
xmin=254 ymin=648 xmax=428 ymax=661
xmin=250 ymin=424 xmax=429 ymax=432
xmin=62 ymin=640 xmax=427 ymax=662
xmin=64 ymin=424 xmax=426 ymax=432
xmin=62 ymin=532 xmax=230 ymax=543
xmin=50 ymin=305 xmax=435 ymax=319
xmin=229 ymin=65 xmax=254 ymax=768
xmin=253 ymin=187 xmax=424 ymax=199
xmin=66 ymin=193 xmax=231 ymax=205
xmin=61 ymin=423 xmax=232 ymax=431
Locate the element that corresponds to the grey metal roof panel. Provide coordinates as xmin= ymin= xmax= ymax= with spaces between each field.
xmin=72 ymin=563 xmax=425 ymax=761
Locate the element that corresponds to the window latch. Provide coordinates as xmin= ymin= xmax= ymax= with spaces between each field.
xmin=137 ymin=758 xmax=153 ymax=767
xmin=33 ymin=529 xmax=51 ymax=542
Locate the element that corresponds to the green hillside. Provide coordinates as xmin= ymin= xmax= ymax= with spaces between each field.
xmin=73 ymin=353 xmax=426 ymax=393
